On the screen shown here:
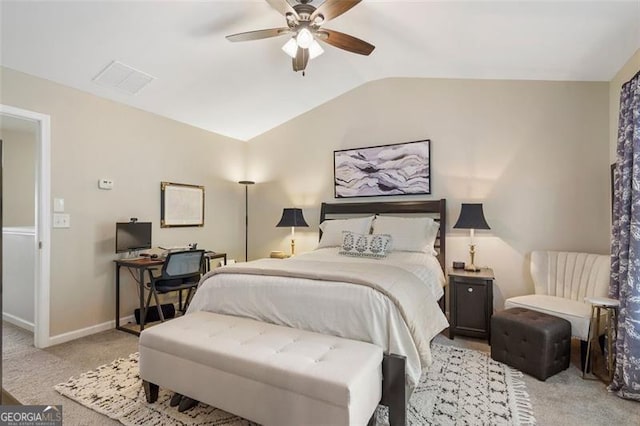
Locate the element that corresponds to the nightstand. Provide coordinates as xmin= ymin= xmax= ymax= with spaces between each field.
xmin=448 ymin=267 xmax=495 ymax=342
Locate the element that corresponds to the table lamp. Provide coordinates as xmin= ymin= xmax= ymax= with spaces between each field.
xmin=453 ymin=203 xmax=490 ymax=272
xmin=276 ymin=208 xmax=308 ymax=256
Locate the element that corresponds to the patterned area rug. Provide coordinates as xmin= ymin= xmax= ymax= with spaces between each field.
xmin=54 ymin=344 xmax=536 ymax=425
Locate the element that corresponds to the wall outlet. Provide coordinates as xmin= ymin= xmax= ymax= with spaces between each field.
xmin=98 ymin=178 xmax=114 ymax=190
xmin=53 ymin=213 xmax=71 ymax=228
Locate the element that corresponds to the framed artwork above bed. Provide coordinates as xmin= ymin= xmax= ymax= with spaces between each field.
xmin=334 ymin=139 xmax=431 ymax=198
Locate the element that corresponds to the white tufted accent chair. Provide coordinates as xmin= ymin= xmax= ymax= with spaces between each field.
xmin=504 ymin=251 xmax=610 ymax=342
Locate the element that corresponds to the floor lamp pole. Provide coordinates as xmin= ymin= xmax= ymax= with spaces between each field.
xmin=238 ymin=181 xmax=255 ymax=262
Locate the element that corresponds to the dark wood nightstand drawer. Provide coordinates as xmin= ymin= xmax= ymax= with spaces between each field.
xmin=448 ymin=268 xmax=494 ymax=342
xmin=455 ymin=282 xmax=487 ymax=332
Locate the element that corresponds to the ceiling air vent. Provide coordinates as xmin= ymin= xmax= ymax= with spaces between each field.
xmin=93 ymin=61 xmax=155 ymax=95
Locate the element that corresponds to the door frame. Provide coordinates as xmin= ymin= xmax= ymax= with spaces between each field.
xmin=1 ymin=104 xmax=51 ymax=348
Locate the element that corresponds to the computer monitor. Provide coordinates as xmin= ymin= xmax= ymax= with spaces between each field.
xmin=115 ymin=222 xmax=152 ymax=253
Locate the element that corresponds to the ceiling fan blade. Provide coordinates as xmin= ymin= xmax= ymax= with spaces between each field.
xmin=311 ymin=0 xmax=361 ymax=23
xmin=265 ymin=0 xmax=298 ymax=17
xmin=226 ymin=28 xmax=292 ymax=42
xmin=292 ymin=48 xmax=309 ymax=72
xmin=316 ymin=29 xmax=374 ymax=56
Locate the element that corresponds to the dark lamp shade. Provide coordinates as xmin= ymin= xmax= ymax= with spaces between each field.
xmin=276 ymin=208 xmax=309 ymax=228
xmin=453 ymin=203 xmax=490 ymax=230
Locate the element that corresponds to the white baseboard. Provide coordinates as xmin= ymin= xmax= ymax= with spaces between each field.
xmin=2 ymin=312 xmax=35 ymax=332
xmin=48 ymin=315 xmax=136 ymax=347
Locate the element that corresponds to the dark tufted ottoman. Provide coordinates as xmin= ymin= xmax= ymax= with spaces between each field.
xmin=491 ymin=307 xmax=571 ymax=381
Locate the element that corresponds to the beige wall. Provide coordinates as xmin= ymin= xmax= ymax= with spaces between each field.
xmin=0 ymin=66 xmax=615 ymax=335
xmin=609 ymin=49 xmax=640 ymax=162
xmin=1 ymin=67 xmax=248 ymax=335
xmin=247 ymin=78 xmax=610 ymax=310
xmin=1 ymin=127 xmax=37 ymax=227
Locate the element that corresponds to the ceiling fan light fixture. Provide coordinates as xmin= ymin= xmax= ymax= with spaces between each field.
xmin=282 ymin=38 xmax=298 ymax=58
xmin=296 ymin=28 xmax=313 ymax=49
xmin=308 ymin=40 xmax=324 ymax=60
xmin=227 ymin=0 xmax=375 ymax=73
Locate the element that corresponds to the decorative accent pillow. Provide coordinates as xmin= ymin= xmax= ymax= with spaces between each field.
xmin=339 ymin=231 xmax=392 ymax=258
xmin=372 ymin=215 xmax=439 ymax=255
xmin=317 ymin=216 xmax=375 ymax=248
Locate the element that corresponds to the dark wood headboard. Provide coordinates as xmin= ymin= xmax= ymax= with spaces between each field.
xmin=319 ymin=199 xmax=447 ymax=271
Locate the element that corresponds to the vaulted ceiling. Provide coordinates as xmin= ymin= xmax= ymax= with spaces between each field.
xmin=2 ymin=1 xmax=639 ymax=141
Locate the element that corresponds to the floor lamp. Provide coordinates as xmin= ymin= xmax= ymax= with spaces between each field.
xmin=238 ymin=180 xmax=255 ymax=262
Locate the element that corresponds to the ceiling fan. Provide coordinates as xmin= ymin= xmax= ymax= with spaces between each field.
xmin=226 ymin=0 xmax=375 ymax=75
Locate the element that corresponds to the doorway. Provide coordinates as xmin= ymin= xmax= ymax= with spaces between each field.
xmin=0 ymin=105 xmax=51 ymax=349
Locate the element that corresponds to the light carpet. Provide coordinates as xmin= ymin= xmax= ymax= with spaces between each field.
xmin=54 ymin=344 xmax=536 ymax=425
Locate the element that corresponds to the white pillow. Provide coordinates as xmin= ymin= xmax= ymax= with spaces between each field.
xmin=339 ymin=231 xmax=392 ymax=259
xmin=372 ymin=215 xmax=439 ymax=255
xmin=317 ymin=216 xmax=374 ymax=248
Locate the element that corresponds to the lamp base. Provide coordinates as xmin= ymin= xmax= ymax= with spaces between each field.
xmin=464 ymin=264 xmax=481 ymax=272
xmin=466 ymin=243 xmax=480 ymax=272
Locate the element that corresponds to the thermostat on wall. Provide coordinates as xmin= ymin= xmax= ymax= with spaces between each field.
xmin=98 ymin=178 xmax=114 ymax=190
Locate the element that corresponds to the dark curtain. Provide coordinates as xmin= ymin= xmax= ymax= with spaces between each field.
xmin=610 ymin=69 xmax=640 ymax=401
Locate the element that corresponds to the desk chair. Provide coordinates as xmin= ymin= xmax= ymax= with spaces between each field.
xmin=145 ymin=250 xmax=205 ymax=322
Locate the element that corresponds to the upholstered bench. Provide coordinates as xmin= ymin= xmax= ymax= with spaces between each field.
xmin=491 ymin=307 xmax=571 ymax=381
xmin=139 ymin=311 xmax=383 ymax=426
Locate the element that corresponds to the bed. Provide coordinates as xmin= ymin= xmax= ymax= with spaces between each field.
xmin=188 ymin=200 xmax=448 ymax=390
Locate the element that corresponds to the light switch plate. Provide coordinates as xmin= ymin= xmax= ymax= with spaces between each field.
xmin=53 ymin=198 xmax=65 ymax=212
xmin=53 ymin=213 xmax=70 ymax=228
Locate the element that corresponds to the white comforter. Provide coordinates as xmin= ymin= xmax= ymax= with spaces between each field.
xmin=187 ymin=248 xmax=449 ymax=387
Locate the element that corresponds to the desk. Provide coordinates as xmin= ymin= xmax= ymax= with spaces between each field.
xmin=114 ymin=258 xmax=164 ymax=336
xmin=204 ymin=251 xmax=227 ymax=272
xmin=114 ymin=252 xmax=227 ymax=336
